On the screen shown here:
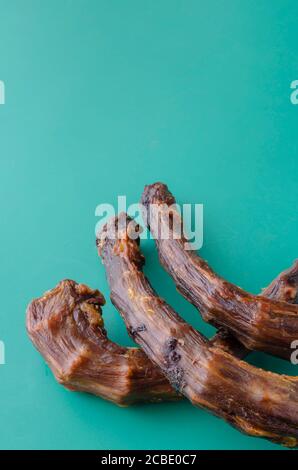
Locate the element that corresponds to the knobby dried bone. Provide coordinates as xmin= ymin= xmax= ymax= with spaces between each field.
xmin=98 ymin=214 xmax=298 ymax=447
xmin=27 ymin=262 xmax=297 ymax=406
xmin=263 ymin=262 xmax=298 ymax=304
xmin=26 ymin=279 xmax=180 ymax=405
xmin=141 ymin=182 xmax=298 ymax=360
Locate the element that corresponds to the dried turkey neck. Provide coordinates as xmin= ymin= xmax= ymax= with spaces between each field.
xmin=98 ymin=214 xmax=298 ymax=447
xmin=27 ymin=266 xmax=298 ymax=406
xmin=26 ymin=279 xmax=180 ymax=405
xmin=141 ymin=182 xmax=298 ymax=360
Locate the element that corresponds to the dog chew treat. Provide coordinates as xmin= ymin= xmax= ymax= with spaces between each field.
xmin=141 ymin=182 xmax=298 ymax=360
xmin=26 ymin=279 xmax=180 ymax=405
xmin=26 ymin=268 xmax=297 ymax=408
xmin=98 ymin=214 xmax=298 ymax=447
xmin=25 ymin=268 xmax=297 ymax=407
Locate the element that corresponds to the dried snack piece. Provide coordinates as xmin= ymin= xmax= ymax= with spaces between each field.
xmin=98 ymin=214 xmax=298 ymax=447
xmin=26 ymin=279 xmax=180 ymax=405
xmin=141 ymin=182 xmax=298 ymax=360
xmin=27 ymin=259 xmax=298 ymax=405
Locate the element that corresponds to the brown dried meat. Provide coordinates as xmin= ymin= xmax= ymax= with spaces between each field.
xmin=98 ymin=214 xmax=298 ymax=447
xmin=141 ymin=182 xmax=298 ymax=359
xmin=26 ymin=279 xmax=180 ymax=405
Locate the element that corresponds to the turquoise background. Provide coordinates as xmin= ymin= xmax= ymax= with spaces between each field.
xmin=0 ymin=0 xmax=297 ymax=450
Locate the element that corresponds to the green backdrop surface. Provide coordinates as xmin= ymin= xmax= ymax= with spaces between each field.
xmin=0 ymin=0 xmax=297 ymax=450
